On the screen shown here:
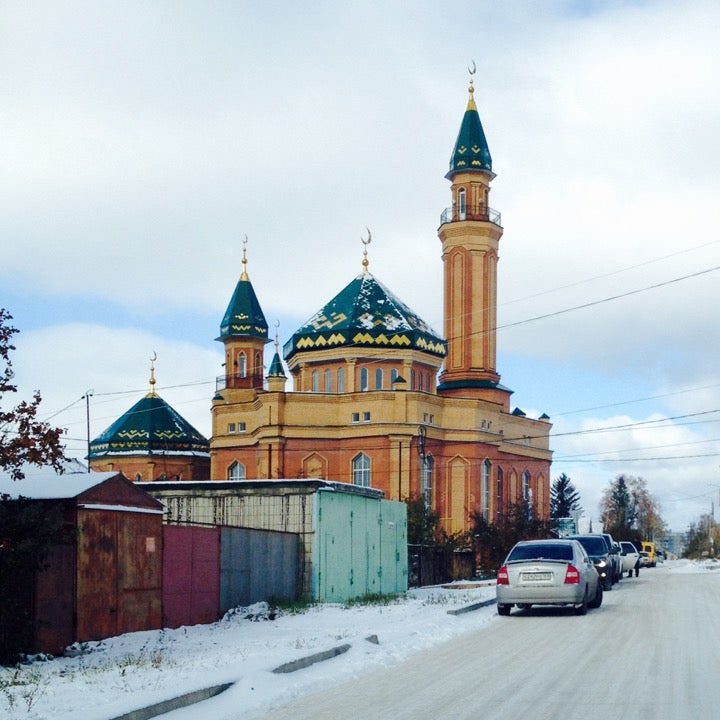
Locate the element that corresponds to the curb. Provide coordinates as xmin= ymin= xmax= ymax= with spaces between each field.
xmin=447 ymin=598 xmax=497 ymax=615
xmin=272 ymin=643 xmax=352 ymax=673
xmin=108 ymin=682 xmax=233 ymax=720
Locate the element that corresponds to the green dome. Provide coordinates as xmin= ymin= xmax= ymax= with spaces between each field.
xmin=89 ymin=393 xmax=209 ymax=459
xmin=217 ymin=276 xmax=269 ymax=341
xmin=447 ymin=86 xmax=492 ymax=177
xmin=284 ymin=272 xmax=446 ymax=361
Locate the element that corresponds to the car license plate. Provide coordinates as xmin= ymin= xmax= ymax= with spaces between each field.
xmin=522 ymin=572 xmax=551 ymax=582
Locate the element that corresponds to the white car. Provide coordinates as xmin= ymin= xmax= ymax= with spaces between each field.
xmin=496 ymin=539 xmax=603 ymax=616
xmin=619 ymin=541 xmax=640 ymax=577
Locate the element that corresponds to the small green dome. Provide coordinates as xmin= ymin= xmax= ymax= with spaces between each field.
xmin=89 ymin=393 xmax=209 ymax=458
xmin=447 ymin=85 xmax=492 ymax=178
xmin=217 ymin=276 xmax=269 ymax=341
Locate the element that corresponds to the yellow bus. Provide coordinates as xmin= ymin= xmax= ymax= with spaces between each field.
xmin=641 ymin=541 xmax=656 ymax=567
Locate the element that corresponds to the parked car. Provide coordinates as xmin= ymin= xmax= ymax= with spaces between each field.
xmin=639 ymin=551 xmax=651 ymax=567
xmin=619 ymin=541 xmax=640 ymax=577
xmin=496 ymin=539 xmax=603 ymax=616
xmin=601 ymin=533 xmax=623 ymax=583
xmin=566 ymin=534 xmax=614 ymax=590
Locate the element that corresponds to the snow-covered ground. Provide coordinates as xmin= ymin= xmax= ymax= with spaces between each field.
xmin=1 ymin=560 xmax=715 ymax=720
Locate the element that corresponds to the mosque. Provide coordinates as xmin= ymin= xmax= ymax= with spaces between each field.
xmin=90 ymin=74 xmax=553 ymax=534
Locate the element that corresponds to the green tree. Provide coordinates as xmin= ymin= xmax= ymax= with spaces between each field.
xmin=405 ymin=494 xmax=442 ymax=545
xmin=1 ymin=309 xmax=67 ymax=481
xmin=550 ymin=472 xmax=582 ymax=519
xmin=470 ymin=500 xmax=553 ymax=575
xmin=599 ymin=474 xmax=665 ymax=541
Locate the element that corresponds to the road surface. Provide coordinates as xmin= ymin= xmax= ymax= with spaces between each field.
xmin=249 ymin=566 xmax=720 ymax=719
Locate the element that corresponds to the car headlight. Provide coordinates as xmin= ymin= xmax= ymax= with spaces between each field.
xmin=596 ymin=560 xmax=607 ymax=567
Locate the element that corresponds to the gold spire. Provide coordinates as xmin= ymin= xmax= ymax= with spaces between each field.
xmin=361 ymin=227 xmax=372 ymax=273
xmin=148 ymin=351 xmax=158 ymax=397
xmin=467 ymin=60 xmax=477 ymax=112
xmin=240 ymin=234 xmax=249 ymax=281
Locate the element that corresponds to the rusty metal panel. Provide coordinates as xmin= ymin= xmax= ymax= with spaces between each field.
xmin=34 ymin=544 xmax=75 ymax=655
xmin=220 ymin=527 xmax=299 ymax=610
xmin=76 ymin=508 xmax=119 ymax=642
xmin=116 ymin=511 xmax=162 ymax=635
xmin=76 ymin=508 xmax=162 ymax=642
xmin=163 ymin=525 xmax=220 ymax=628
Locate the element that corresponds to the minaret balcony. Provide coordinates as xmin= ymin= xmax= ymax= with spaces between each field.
xmin=440 ymin=205 xmax=502 ymax=226
xmin=216 ymin=373 xmax=264 ymax=391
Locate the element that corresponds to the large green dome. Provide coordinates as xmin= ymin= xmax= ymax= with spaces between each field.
xmin=284 ymin=272 xmax=446 ymax=362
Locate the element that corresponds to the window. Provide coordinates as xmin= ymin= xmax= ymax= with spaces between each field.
xmin=228 ymin=461 xmax=245 ymax=481
xmin=238 ymin=352 xmax=247 ymax=378
xmin=352 ymin=453 xmax=371 ymax=487
xmin=337 ymin=367 xmax=345 ymax=393
xmin=238 ymin=422 xmax=246 ymax=433
xmin=481 ymin=460 xmax=491 ymax=522
xmin=496 ymin=467 xmax=504 ymax=522
xmin=375 ymin=368 xmax=383 ymax=390
xmin=422 ymin=455 xmax=434 ymax=506
xmin=458 ymin=187 xmax=466 ymax=220
xmin=362 ymin=411 xmax=371 ymax=422
xmin=324 ymin=369 xmax=332 ymax=392
xmin=360 ymin=367 xmax=369 ymax=391
xmin=228 ymin=423 xmax=236 ymax=434
xmin=522 ymin=470 xmax=531 ymax=501
xmin=312 ymin=369 xmax=320 ymax=392
xmin=391 ymin=368 xmax=399 ymax=384
xmin=351 ymin=412 xmax=360 ymax=423
xmin=254 ymin=352 xmax=262 ymax=376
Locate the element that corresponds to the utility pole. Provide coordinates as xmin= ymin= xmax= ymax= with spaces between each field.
xmin=84 ymin=390 xmax=94 ymax=472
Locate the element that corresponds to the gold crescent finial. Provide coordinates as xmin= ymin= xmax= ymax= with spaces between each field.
xmin=148 ymin=352 xmax=158 ymax=396
xmin=361 ymin=228 xmax=372 ymax=272
xmin=241 ymin=234 xmax=249 ymax=280
xmin=466 ymin=62 xmax=477 ymax=110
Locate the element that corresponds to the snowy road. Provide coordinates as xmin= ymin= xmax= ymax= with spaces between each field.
xmin=250 ymin=566 xmax=720 ymax=720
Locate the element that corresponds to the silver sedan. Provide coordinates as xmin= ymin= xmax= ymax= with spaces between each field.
xmin=496 ymin=539 xmax=603 ymax=616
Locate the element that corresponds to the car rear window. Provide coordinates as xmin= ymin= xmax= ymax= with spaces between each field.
xmin=507 ymin=543 xmax=573 ymax=561
xmin=575 ymin=537 xmax=606 ymax=554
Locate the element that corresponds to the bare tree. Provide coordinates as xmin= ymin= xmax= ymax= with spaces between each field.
xmin=0 ymin=309 xmax=67 ymax=481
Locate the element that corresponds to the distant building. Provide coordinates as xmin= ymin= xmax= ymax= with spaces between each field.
xmin=89 ymin=360 xmax=210 ymax=480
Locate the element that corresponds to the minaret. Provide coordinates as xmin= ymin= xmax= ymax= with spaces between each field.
xmin=437 ymin=68 xmax=507 ymax=401
xmin=216 ymin=237 xmax=269 ymax=391
xmin=266 ymin=322 xmax=287 ymax=392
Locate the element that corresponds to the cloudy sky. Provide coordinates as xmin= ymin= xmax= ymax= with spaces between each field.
xmin=3 ymin=0 xmax=719 ymax=532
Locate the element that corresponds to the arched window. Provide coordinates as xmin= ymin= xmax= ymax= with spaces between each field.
xmin=238 ymin=352 xmax=247 ymax=378
xmin=375 ymin=368 xmax=383 ymax=390
xmin=352 ymin=453 xmax=371 ymax=487
xmin=254 ymin=352 xmax=262 ymax=376
xmin=458 ymin=187 xmax=467 ymax=220
xmin=391 ymin=368 xmax=399 ymax=384
xmin=481 ymin=459 xmax=491 ymax=521
xmin=324 ymin=369 xmax=332 ymax=392
xmin=337 ymin=367 xmax=345 ymax=393
xmin=360 ymin=367 xmax=369 ymax=392
xmin=496 ymin=467 xmax=504 ymax=523
xmin=312 ymin=369 xmax=320 ymax=392
xmin=422 ymin=455 xmax=434 ymax=506
xmin=228 ymin=461 xmax=246 ymax=481
xmin=522 ymin=470 xmax=531 ymax=501
xmin=410 ymin=369 xmax=416 ymax=390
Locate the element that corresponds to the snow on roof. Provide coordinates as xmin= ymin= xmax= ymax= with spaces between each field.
xmin=0 ymin=464 xmax=120 ymax=500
